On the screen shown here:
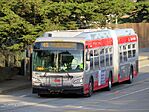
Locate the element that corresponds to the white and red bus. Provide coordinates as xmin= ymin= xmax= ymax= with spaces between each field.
xmin=32 ymin=28 xmax=138 ymax=97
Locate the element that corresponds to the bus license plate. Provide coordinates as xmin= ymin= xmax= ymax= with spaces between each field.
xmin=51 ymin=78 xmax=62 ymax=86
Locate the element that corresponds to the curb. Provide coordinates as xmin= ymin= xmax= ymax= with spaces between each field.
xmin=139 ymin=57 xmax=149 ymax=61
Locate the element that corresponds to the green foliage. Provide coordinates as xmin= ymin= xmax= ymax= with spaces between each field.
xmin=0 ymin=0 xmax=144 ymax=51
xmin=0 ymin=0 xmax=42 ymax=50
xmin=120 ymin=1 xmax=149 ymax=23
xmin=132 ymin=1 xmax=149 ymax=22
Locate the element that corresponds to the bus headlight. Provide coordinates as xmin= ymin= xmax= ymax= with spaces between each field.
xmin=32 ymin=77 xmax=41 ymax=86
xmin=73 ymin=78 xmax=83 ymax=84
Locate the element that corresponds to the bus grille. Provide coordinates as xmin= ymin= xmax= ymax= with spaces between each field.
xmin=40 ymin=76 xmax=73 ymax=87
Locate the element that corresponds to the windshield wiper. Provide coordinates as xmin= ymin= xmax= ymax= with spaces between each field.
xmin=66 ymin=72 xmax=73 ymax=79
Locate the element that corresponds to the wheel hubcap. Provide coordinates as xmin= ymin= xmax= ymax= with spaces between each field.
xmin=109 ymin=79 xmax=112 ymax=88
xmin=130 ymin=73 xmax=133 ymax=81
xmin=89 ymin=82 xmax=92 ymax=95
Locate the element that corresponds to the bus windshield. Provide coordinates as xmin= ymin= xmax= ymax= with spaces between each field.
xmin=33 ymin=44 xmax=84 ymax=73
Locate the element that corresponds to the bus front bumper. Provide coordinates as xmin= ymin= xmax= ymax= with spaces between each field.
xmin=32 ymin=86 xmax=84 ymax=95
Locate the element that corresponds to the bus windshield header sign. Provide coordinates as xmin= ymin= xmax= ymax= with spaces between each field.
xmin=34 ymin=42 xmax=82 ymax=50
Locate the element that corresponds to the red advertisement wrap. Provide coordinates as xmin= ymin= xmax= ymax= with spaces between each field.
xmin=85 ymin=38 xmax=113 ymax=48
xmin=118 ymin=35 xmax=137 ymax=44
xmin=93 ymin=80 xmax=108 ymax=91
xmin=84 ymin=77 xmax=109 ymax=94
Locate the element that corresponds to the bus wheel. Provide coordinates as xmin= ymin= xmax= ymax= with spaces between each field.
xmin=128 ymin=68 xmax=133 ymax=84
xmin=86 ymin=79 xmax=93 ymax=97
xmin=38 ymin=94 xmax=46 ymax=97
xmin=107 ymin=75 xmax=112 ymax=91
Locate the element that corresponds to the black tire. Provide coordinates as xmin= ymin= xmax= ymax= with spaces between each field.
xmin=38 ymin=94 xmax=46 ymax=97
xmin=86 ymin=79 xmax=93 ymax=97
xmin=107 ymin=75 xmax=112 ymax=91
xmin=128 ymin=68 xmax=133 ymax=84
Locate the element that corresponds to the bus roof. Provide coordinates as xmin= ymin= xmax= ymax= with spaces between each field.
xmin=114 ymin=28 xmax=136 ymax=37
xmin=35 ymin=36 xmax=87 ymax=43
xmin=35 ymin=28 xmax=136 ymax=43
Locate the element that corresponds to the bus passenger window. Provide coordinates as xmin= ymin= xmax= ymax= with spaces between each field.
xmin=123 ymin=45 xmax=126 ymax=50
xmin=110 ymin=54 xmax=113 ymax=65
xmin=90 ymin=50 xmax=93 ymax=56
xmin=132 ymin=44 xmax=136 ymax=48
xmin=100 ymin=56 xmax=105 ymax=67
xmin=100 ymin=48 xmax=105 ymax=67
xmin=128 ymin=44 xmax=131 ymax=49
xmin=119 ymin=46 xmax=122 ymax=51
xmin=132 ymin=50 xmax=136 ymax=57
xmin=123 ymin=51 xmax=127 ymax=62
xmin=109 ymin=47 xmax=112 ymax=53
xmin=128 ymin=50 xmax=132 ymax=58
xmin=94 ymin=50 xmax=99 ymax=56
xmin=90 ymin=50 xmax=93 ymax=70
xmin=95 ymin=57 xmax=99 ymax=68
xmin=106 ymin=54 xmax=109 ymax=66
xmin=120 ymin=52 xmax=123 ymax=63
xmin=105 ymin=48 xmax=108 ymax=53
xmin=94 ymin=50 xmax=99 ymax=69
xmin=100 ymin=48 xmax=104 ymax=54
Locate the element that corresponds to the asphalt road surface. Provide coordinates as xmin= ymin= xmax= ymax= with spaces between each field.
xmin=0 ymin=65 xmax=149 ymax=112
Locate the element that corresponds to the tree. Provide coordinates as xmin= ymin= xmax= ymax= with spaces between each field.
xmin=11 ymin=0 xmax=45 ymax=25
xmin=0 ymin=0 xmax=41 ymax=50
xmin=0 ymin=0 xmax=137 ymax=51
xmin=132 ymin=1 xmax=149 ymax=22
xmin=94 ymin=0 xmax=134 ymax=24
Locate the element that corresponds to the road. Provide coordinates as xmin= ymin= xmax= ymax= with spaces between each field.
xmin=0 ymin=65 xmax=149 ymax=112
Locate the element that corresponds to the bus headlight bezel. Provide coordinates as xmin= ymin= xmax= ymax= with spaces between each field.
xmin=73 ymin=78 xmax=83 ymax=84
xmin=32 ymin=77 xmax=41 ymax=86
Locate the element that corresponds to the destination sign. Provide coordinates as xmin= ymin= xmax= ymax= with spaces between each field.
xmin=49 ymin=42 xmax=76 ymax=48
xmin=34 ymin=42 xmax=82 ymax=49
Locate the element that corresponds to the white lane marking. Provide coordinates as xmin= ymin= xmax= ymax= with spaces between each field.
xmin=103 ymin=77 xmax=149 ymax=97
xmin=139 ymin=64 xmax=149 ymax=68
xmin=2 ymin=102 xmax=149 ymax=112
xmin=64 ymin=105 xmax=83 ymax=109
xmin=19 ymin=95 xmax=27 ymax=98
xmin=19 ymin=93 xmax=32 ymax=97
xmin=63 ymin=106 xmax=149 ymax=111
xmin=109 ymin=87 xmax=149 ymax=100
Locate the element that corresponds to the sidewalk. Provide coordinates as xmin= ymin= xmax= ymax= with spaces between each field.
xmin=0 ymin=75 xmax=31 ymax=94
xmin=139 ymin=48 xmax=149 ymax=67
xmin=0 ymin=49 xmax=149 ymax=94
xmin=139 ymin=52 xmax=149 ymax=61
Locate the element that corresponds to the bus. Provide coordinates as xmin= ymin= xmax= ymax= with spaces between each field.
xmin=32 ymin=28 xmax=138 ymax=97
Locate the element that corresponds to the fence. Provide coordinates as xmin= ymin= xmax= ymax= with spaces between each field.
xmin=107 ymin=23 xmax=149 ymax=48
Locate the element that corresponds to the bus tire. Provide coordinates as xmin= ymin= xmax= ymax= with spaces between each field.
xmin=38 ymin=94 xmax=46 ymax=97
xmin=107 ymin=74 xmax=112 ymax=91
xmin=86 ymin=78 xmax=93 ymax=97
xmin=128 ymin=68 xmax=133 ymax=84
